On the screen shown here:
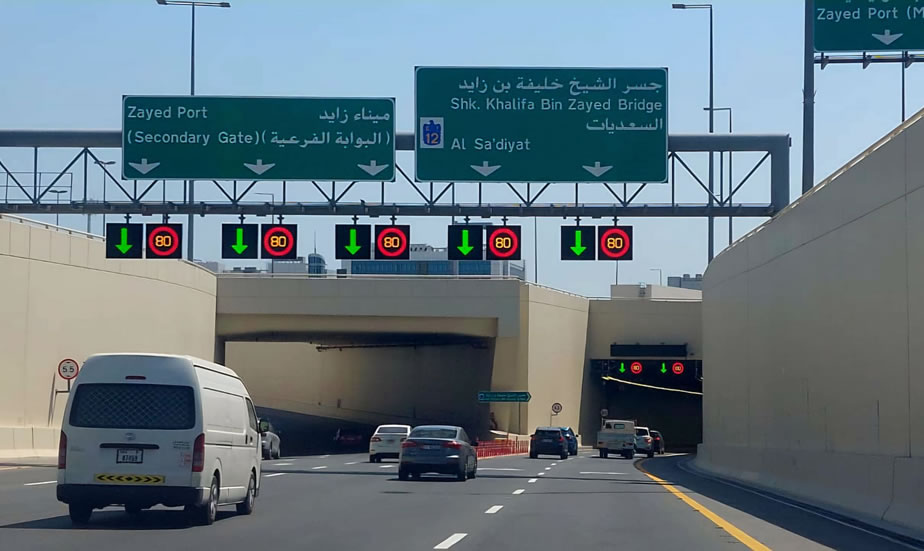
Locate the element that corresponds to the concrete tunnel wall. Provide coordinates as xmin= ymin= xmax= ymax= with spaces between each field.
xmin=0 ymin=216 xmax=216 ymax=458
xmin=225 ymin=341 xmax=493 ymax=432
xmin=697 ymin=110 xmax=924 ymax=536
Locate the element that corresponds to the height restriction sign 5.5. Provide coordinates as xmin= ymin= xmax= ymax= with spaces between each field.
xmin=261 ymin=224 xmax=298 ymax=259
xmin=597 ymin=226 xmax=633 ymax=261
xmin=146 ymin=224 xmax=183 ymax=259
xmin=375 ymin=225 xmax=410 ymax=259
xmin=485 ymin=226 xmax=521 ymax=260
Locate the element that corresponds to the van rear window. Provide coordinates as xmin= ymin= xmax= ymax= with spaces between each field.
xmin=69 ymin=384 xmax=195 ymax=430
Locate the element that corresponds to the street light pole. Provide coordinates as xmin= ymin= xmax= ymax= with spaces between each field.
xmin=48 ymin=189 xmax=66 ymax=226
xmin=155 ymin=0 xmax=230 ymax=261
xmin=650 ymin=268 xmax=663 ymax=286
xmin=673 ymin=3 xmax=715 ymax=262
xmin=707 ymin=107 xmax=733 ymax=245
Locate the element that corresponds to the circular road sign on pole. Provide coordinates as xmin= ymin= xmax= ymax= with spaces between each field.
xmin=58 ymin=358 xmax=79 ymax=380
xmin=600 ymin=408 xmax=609 ymax=418
xmin=551 ymin=402 xmax=563 ymax=414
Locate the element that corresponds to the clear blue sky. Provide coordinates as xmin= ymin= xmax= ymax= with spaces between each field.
xmin=0 ymin=0 xmax=916 ymax=295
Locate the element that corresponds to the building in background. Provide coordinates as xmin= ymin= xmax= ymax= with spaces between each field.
xmin=307 ymin=253 xmax=327 ymax=275
xmin=667 ymin=273 xmax=703 ymax=290
xmin=341 ymin=244 xmax=526 ymax=279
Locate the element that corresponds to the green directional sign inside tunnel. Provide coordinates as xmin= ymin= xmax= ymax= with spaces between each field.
xmin=415 ymin=67 xmax=668 ymax=183
xmin=123 ymin=96 xmax=395 ymax=181
xmin=814 ymin=0 xmax=924 ymax=52
xmin=477 ymin=391 xmax=532 ymax=403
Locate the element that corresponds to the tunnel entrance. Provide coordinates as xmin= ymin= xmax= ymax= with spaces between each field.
xmin=221 ymin=332 xmax=494 ymax=455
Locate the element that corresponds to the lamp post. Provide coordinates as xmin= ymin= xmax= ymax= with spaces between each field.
xmin=155 ymin=0 xmax=231 ymax=261
xmin=707 ymin=107 xmax=733 ymax=246
xmin=94 ymin=159 xmax=115 ymax=233
xmin=673 ymin=3 xmax=715 ymax=262
xmin=650 ymin=268 xmax=663 ymax=287
xmin=255 ymin=193 xmax=276 ymax=273
xmin=48 ymin=189 xmax=66 ymax=227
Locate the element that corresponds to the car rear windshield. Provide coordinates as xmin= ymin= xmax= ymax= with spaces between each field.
xmin=537 ymin=430 xmax=561 ymax=437
xmin=69 ymin=383 xmax=195 ymax=430
xmin=410 ymin=428 xmax=457 ymax=439
xmin=636 ymin=428 xmax=649 ymax=436
xmin=376 ymin=427 xmax=409 ymax=434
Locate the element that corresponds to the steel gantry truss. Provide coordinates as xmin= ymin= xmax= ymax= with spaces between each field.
xmin=0 ymin=130 xmax=789 ymax=219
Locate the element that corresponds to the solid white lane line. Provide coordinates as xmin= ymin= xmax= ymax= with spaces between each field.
xmin=0 ymin=466 xmax=29 ymax=471
xmin=345 ymin=461 xmax=360 ymax=465
xmin=264 ymin=473 xmax=286 ymax=478
xmin=512 ymin=489 xmax=525 ymax=495
xmin=478 ymin=468 xmax=523 ymax=471
xmin=318 ymin=455 xmax=330 ymax=459
xmin=434 ymin=533 xmax=467 ymax=549
xmin=311 ymin=466 xmax=328 ymax=470
xmin=23 ymin=480 xmax=56 ymax=486
xmin=273 ymin=462 xmax=294 ymax=466
xmin=580 ymin=471 xmax=627 ymax=475
xmin=528 ymin=478 xmax=538 ymax=483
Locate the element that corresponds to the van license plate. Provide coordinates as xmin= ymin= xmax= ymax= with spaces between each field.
xmin=116 ymin=449 xmax=143 ymax=464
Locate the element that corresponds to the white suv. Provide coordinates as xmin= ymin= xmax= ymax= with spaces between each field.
xmin=635 ymin=426 xmax=655 ymax=458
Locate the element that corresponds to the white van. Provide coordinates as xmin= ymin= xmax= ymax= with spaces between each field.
xmin=56 ymin=354 xmax=261 ymax=525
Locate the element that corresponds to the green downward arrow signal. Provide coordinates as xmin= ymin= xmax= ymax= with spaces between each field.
xmin=231 ymin=227 xmax=248 ymax=255
xmin=457 ymin=229 xmax=474 ymax=256
xmin=660 ymin=362 xmax=667 ymax=374
xmin=570 ymin=229 xmax=587 ymax=255
xmin=115 ymin=227 xmax=133 ymax=254
xmin=619 ymin=362 xmax=626 ymax=374
xmin=345 ymin=228 xmax=362 ymax=255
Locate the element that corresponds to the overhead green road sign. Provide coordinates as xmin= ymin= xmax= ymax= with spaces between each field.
xmin=477 ymin=391 xmax=532 ymax=403
xmin=122 ymin=96 xmax=395 ymax=181
xmin=814 ymin=0 xmax=924 ymax=52
xmin=415 ymin=67 xmax=668 ymax=183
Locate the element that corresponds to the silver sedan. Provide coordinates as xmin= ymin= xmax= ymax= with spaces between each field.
xmin=398 ymin=425 xmax=478 ymax=481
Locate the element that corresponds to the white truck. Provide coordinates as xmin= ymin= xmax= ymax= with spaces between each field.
xmin=595 ymin=419 xmax=636 ymax=459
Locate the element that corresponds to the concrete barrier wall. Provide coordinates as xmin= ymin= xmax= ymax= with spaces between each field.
xmin=0 ymin=217 xmax=217 ymax=457
xmin=698 ymin=111 xmax=924 ymax=536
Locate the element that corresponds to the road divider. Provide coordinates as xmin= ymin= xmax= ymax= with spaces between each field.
xmin=476 ymin=440 xmax=529 ymax=458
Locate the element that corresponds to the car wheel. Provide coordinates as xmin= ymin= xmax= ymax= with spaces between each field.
xmin=529 ymin=452 xmax=538 ymax=459
xmin=456 ymin=463 xmax=467 ymax=482
xmin=262 ymin=449 xmax=270 ymax=460
xmin=125 ymin=505 xmax=142 ymax=516
xmin=192 ymin=474 xmax=219 ymax=525
xmin=398 ymin=467 xmax=409 ymax=481
xmin=236 ymin=472 xmax=256 ymax=515
xmin=369 ymin=455 xmax=376 ymax=463
xmin=411 ymin=471 xmax=421 ymax=480
xmin=273 ymin=445 xmax=281 ymax=460
xmin=469 ymin=465 xmax=477 ymax=479
xmin=69 ymin=503 xmax=92 ymax=525
xmin=599 ymin=449 xmax=607 ymax=458
xmin=560 ymin=452 xmax=568 ymax=460
xmin=647 ymin=451 xmax=655 ymax=458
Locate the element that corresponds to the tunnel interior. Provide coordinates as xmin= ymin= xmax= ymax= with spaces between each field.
xmin=222 ymin=332 xmax=495 ymax=455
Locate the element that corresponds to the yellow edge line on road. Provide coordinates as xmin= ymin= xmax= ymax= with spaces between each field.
xmin=637 ymin=460 xmax=771 ymax=551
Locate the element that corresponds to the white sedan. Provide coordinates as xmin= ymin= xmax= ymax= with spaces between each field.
xmin=369 ymin=424 xmax=411 ymax=462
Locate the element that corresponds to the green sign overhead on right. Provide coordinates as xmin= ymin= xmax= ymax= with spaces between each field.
xmin=814 ymin=0 xmax=924 ymax=52
xmin=415 ymin=67 xmax=668 ymax=183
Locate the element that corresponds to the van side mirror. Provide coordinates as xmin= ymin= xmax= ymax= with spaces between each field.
xmin=258 ymin=420 xmax=269 ymax=434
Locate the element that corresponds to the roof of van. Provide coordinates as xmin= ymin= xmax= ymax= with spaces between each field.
xmin=86 ymin=353 xmax=239 ymax=379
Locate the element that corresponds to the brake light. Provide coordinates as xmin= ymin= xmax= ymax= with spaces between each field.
xmin=58 ymin=431 xmax=67 ymax=469
xmin=558 ymin=437 xmax=564 ymax=442
xmin=443 ymin=441 xmax=462 ymax=450
xmin=401 ymin=440 xmax=418 ymax=449
xmin=192 ymin=434 xmax=205 ymax=472
xmin=371 ymin=436 xmax=382 ymax=442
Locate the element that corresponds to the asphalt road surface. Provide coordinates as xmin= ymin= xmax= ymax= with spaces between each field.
xmin=0 ymin=452 xmax=921 ymax=550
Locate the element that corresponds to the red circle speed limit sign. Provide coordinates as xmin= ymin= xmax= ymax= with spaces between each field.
xmin=58 ymin=358 xmax=79 ymax=380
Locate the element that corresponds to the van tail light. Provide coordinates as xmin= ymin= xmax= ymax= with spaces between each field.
xmin=401 ymin=440 xmax=418 ymax=449
xmin=370 ymin=436 xmax=382 ymax=442
xmin=192 ymin=434 xmax=205 ymax=472
xmin=58 ymin=432 xmax=67 ymax=469
xmin=559 ymin=437 xmax=564 ymax=442
xmin=443 ymin=441 xmax=462 ymax=450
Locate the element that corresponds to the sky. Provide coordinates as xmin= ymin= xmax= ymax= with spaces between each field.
xmin=0 ymin=0 xmax=917 ymax=296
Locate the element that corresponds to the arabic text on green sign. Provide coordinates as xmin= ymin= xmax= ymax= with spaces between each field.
xmin=415 ymin=67 xmax=668 ymax=183
xmin=814 ymin=0 xmax=924 ymax=52
xmin=122 ymin=96 xmax=395 ymax=181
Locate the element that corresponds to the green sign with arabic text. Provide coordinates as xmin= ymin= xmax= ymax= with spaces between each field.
xmin=415 ymin=67 xmax=668 ymax=183
xmin=122 ymin=96 xmax=395 ymax=181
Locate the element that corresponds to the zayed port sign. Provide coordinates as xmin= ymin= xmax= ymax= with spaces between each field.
xmin=415 ymin=67 xmax=668 ymax=183
xmin=122 ymin=96 xmax=395 ymax=181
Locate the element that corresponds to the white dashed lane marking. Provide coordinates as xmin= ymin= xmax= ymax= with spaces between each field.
xmin=485 ymin=505 xmax=503 ymax=514
xmin=434 ymin=533 xmax=467 ymax=549
xmin=264 ymin=473 xmax=286 ymax=478
xmin=512 ymin=489 xmax=525 ymax=495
